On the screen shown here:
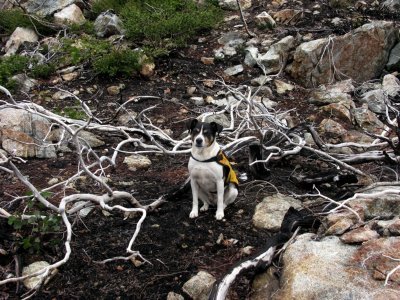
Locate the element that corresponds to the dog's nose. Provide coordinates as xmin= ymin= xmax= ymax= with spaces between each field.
xmin=195 ymin=137 xmax=203 ymax=146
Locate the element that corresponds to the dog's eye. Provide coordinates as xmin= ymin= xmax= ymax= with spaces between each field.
xmin=193 ymin=128 xmax=200 ymax=133
xmin=203 ymin=130 xmax=208 ymax=134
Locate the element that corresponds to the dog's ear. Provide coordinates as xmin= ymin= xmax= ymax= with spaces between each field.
xmin=210 ymin=122 xmax=223 ymax=135
xmin=187 ymin=119 xmax=198 ymax=133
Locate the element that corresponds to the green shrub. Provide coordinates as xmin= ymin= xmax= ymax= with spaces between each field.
xmin=121 ymin=0 xmax=222 ymax=50
xmin=0 ymin=9 xmax=53 ymax=35
xmin=30 ymin=63 xmax=56 ymax=79
xmin=93 ymin=48 xmax=141 ymax=77
xmin=57 ymin=36 xmax=111 ymax=66
xmin=8 ymin=195 xmax=62 ymax=254
xmin=0 ymin=55 xmax=30 ymax=89
xmin=92 ymin=0 xmax=129 ymax=14
xmin=0 ymin=9 xmax=32 ymax=34
xmin=92 ymin=0 xmax=222 ymax=53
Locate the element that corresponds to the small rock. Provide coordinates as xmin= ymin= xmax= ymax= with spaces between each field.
xmin=244 ymin=45 xmax=259 ymax=67
xmin=331 ymin=17 xmax=343 ymax=26
xmin=255 ymin=11 xmax=276 ymax=29
xmin=118 ymin=110 xmax=137 ymax=125
xmin=167 ymin=292 xmax=184 ymax=300
xmin=123 ymin=154 xmax=152 ymax=171
xmin=182 ymin=271 xmax=216 ymax=300
xmin=52 ymin=90 xmax=72 ymax=100
xmin=274 ymin=79 xmax=294 ymax=94
xmin=273 ymin=8 xmax=303 ymax=25
xmin=340 ymin=227 xmax=380 ymax=244
xmin=325 ymin=218 xmax=355 ymax=236
xmin=22 ymin=261 xmax=55 ymax=289
xmin=224 ymin=64 xmax=244 ymax=76
xmin=253 ymin=193 xmax=302 ymax=231
xmin=62 ymin=72 xmax=79 ymax=82
xmin=201 ymin=57 xmax=214 ymax=65
xmin=251 ymin=75 xmax=272 ymax=86
xmin=54 ymin=4 xmax=85 ymax=25
xmin=241 ymin=246 xmax=254 ymax=255
xmin=94 ymin=11 xmax=125 ymax=38
xmin=140 ymin=62 xmax=155 ymax=77
xmin=107 ymin=85 xmax=122 ymax=95
xmin=190 ymin=97 xmax=205 ymax=106
xmin=187 ymin=86 xmax=197 ymax=95
xmin=47 ymin=178 xmax=59 ymax=185
xmin=5 ymin=27 xmax=39 ymax=56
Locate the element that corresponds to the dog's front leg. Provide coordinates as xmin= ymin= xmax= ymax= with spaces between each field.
xmin=215 ymin=180 xmax=225 ymax=220
xmin=190 ymin=180 xmax=199 ymax=218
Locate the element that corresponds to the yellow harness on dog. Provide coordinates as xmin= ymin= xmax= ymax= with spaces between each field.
xmin=191 ymin=150 xmax=239 ymax=187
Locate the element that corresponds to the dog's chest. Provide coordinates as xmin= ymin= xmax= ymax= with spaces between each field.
xmin=189 ymin=160 xmax=223 ymax=188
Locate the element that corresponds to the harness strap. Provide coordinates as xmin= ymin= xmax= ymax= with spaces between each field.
xmin=190 ymin=153 xmax=219 ymax=163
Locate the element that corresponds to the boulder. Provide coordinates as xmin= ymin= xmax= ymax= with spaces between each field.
xmin=381 ymin=0 xmax=400 ymax=12
xmin=258 ymin=36 xmax=295 ymax=74
xmin=94 ymin=11 xmax=125 ymax=38
xmin=4 ymin=27 xmax=39 ymax=56
xmin=251 ymin=267 xmax=280 ymax=300
xmin=318 ymin=119 xmax=347 ymax=140
xmin=382 ymin=74 xmax=400 ymax=97
xmin=289 ymin=21 xmax=398 ymax=87
xmin=273 ymin=233 xmax=400 ymax=299
xmin=340 ymin=226 xmax=380 ymax=244
xmin=0 ymin=108 xmax=57 ymax=158
xmin=182 ymin=271 xmax=216 ymax=300
xmin=352 ymin=237 xmax=400 ymax=283
xmin=10 ymin=74 xmax=38 ymax=93
xmin=349 ymin=186 xmax=400 ymax=219
xmin=54 ymin=4 xmax=85 ymax=25
xmin=253 ymin=194 xmax=302 ymax=231
xmin=24 ymin=0 xmax=77 ymax=17
xmin=387 ymin=42 xmax=400 ymax=71
xmin=309 ymin=90 xmax=353 ymax=106
xmin=361 ymin=89 xmax=387 ymax=114
xmin=352 ymin=104 xmax=385 ymax=134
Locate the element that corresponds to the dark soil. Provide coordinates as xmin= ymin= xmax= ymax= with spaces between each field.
xmin=1 ymin=1 xmax=399 ymax=299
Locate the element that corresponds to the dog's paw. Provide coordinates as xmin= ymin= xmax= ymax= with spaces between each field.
xmin=200 ymin=204 xmax=209 ymax=212
xmin=189 ymin=210 xmax=198 ymax=218
xmin=215 ymin=210 xmax=224 ymax=220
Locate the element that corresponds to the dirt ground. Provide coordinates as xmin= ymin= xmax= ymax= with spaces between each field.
xmin=1 ymin=1 xmax=400 ymax=299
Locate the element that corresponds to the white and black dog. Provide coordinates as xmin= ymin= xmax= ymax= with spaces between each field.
xmin=187 ymin=119 xmax=238 ymax=220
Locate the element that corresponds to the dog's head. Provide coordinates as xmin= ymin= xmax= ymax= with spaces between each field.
xmin=187 ymin=119 xmax=223 ymax=148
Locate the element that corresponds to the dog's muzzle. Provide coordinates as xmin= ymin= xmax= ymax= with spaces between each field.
xmin=195 ymin=137 xmax=203 ymax=147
